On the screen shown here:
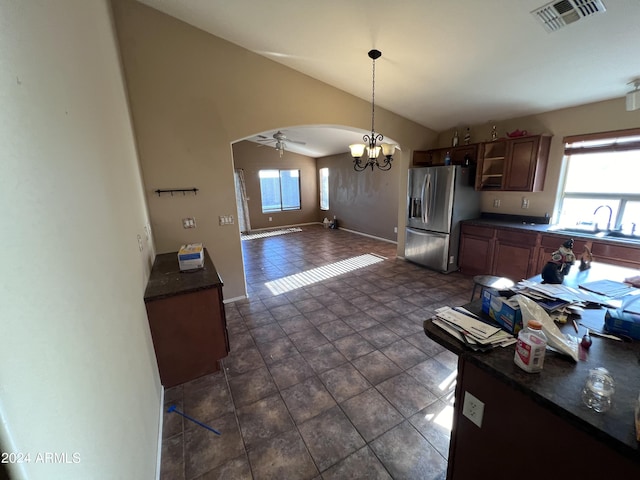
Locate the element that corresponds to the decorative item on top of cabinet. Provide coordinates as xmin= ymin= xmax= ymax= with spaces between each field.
xmin=475 ymin=135 xmax=551 ymax=192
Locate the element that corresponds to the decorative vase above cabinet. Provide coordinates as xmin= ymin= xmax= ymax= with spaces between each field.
xmin=475 ymin=135 xmax=551 ymax=192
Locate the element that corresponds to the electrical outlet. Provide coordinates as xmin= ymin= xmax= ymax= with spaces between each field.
xmin=493 ymin=199 xmax=501 ymax=208
xmin=394 ymin=227 xmax=398 ymax=233
xmin=521 ymin=197 xmax=529 ymax=209
xmin=269 ymin=217 xmax=273 ymax=222
xmin=462 ymin=391 xmax=484 ymax=428
xmin=183 ymin=217 xmax=196 ymax=228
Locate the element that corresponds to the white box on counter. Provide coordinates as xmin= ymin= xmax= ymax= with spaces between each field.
xmin=178 ymin=243 xmax=204 ymax=271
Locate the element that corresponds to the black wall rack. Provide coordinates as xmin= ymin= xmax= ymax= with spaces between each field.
xmin=154 ymin=188 xmax=199 ymax=197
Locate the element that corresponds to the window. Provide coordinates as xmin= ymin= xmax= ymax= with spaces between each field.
xmin=557 ymin=129 xmax=640 ymax=232
xmin=319 ymin=167 xmax=329 ymax=210
xmin=259 ymin=169 xmax=301 ymax=213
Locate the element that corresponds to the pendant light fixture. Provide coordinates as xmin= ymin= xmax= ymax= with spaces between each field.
xmin=349 ymin=49 xmax=397 ymax=171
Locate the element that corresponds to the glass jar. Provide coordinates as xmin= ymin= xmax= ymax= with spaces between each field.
xmin=582 ymin=367 xmax=615 ymax=413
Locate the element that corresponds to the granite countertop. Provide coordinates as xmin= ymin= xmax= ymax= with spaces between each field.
xmin=425 ymin=300 xmax=640 ymax=464
xmin=464 ymin=213 xmax=640 ymax=245
xmin=144 ymin=248 xmax=223 ymax=301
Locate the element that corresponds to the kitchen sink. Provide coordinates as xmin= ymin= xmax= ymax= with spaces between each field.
xmin=548 ymin=225 xmax=600 ymax=235
xmin=548 ymin=226 xmax=640 ymax=242
xmin=603 ymin=230 xmax=640 ymax=240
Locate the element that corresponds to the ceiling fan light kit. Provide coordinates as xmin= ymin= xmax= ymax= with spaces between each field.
xmin=350 ymin=49 xmax=397 ymax=172
xmin=257 ymin=130 xmax=306 ymax=157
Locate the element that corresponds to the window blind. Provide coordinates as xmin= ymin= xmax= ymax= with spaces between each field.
xmin=563 ymin=128 xmax=640 ymax=155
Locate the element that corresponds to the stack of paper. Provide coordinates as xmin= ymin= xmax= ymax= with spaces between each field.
xmin=515 ymin=280 xmax=619 ymax=308
xmin=579 ymin=279 xmax=640 ymax=298
xmin=433 ymin=306 xmax=517 ymax=351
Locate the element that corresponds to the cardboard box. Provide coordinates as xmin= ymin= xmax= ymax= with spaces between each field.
xmin=178 ymin=243 xmax=204 ymax=271
xmin=604 ymin=309 xmax=640 ymax=340
xmin=482 ymin=289 xmax=523 ymax=335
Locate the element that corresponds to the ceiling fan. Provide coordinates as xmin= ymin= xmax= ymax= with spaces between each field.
xmin=256 ymin=130 xmax=306 ymax=156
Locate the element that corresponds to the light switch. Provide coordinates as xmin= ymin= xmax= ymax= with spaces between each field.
xmin=183 ymin=217 xmax=196 ymax=229
xmin=218 ymin=215 xmax=235 ymax=226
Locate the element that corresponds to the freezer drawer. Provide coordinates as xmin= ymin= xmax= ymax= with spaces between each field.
xmin=405 ymin=227 xmax=453 ymax=272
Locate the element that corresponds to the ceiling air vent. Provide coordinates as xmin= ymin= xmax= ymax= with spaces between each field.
xmin=531 ymin=0 xmax=606 ymax=32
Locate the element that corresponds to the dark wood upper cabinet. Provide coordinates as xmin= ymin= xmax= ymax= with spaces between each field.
xmin=413 ymin=144 xmax=478 ymax=166
xmin=476 ymin=135 xmax=551 ymax=192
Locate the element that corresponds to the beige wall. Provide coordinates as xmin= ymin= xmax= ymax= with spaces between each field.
xmin=436 ymin=99 xmax=640 ymax=221
xmin=111 ymin=0 xmax=435 ymax=300
xmin=318 ymin=153 xmax=402 ymax=241
xmin=232 ymin=141 xmax=320 ymax=230
xmin=0 ymin=1 xmax=160 ymax=478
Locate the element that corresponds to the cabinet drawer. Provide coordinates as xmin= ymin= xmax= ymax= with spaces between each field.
xmin=591 ymin=242 xmax=640 ymax=267
xmin=461 ymin=224 xmax=495 ymax=239
xmin=496 ymin=229 xmax=537 ymax=246
xmin=540 ymin=234 xmax=588 ymax=250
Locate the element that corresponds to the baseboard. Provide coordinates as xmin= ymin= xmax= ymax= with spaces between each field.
xmin=155 ymin=386 xmax=165 ymax=480
xmin=223 ymin=295 xmax=247 ymax=304
xmin=337 ymin=227 xmax=398 ymax=245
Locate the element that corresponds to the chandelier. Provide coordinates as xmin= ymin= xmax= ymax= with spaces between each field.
xmin=349 ymin=49 xmax=397 ymax=172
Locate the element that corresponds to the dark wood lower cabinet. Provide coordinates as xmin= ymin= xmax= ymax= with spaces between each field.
xmin=459 ymin=222 xmax=640 ymax=279
xmin=449 ymin=359 xmax=640 ymax=479
xmin=144 ymin=249 xmax=229 ymax=388
xmin=492 ymin=230 xmax=538 ymax=280
xmin=458 ymin=225 xmax=495 ymax=276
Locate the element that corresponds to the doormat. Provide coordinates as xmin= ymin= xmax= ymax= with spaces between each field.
xmin=241 ymin=227 xmax=302 ymax=241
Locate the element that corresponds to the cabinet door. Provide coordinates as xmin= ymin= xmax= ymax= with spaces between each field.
xmin=492 ymin=230 xmax=538 ymax=280
xmin=459 ymin=225 xmax=495 ymax=275
xmin=451 ymin=145 xmax=478 ymax=165
xmin=503 ymin=136 xmax=539 ymax=191
xmin=412 ymin=150 xmax=432 ymax=166
xmin=590 ymin=240 xmax=640 ymax=269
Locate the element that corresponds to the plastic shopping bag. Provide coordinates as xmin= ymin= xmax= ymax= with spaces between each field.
xmin=514 ymin=294 xmax=579 ymax=362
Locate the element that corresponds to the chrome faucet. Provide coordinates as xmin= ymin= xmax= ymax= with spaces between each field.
xmin=593 ymin=205 xmax=613 ymax=231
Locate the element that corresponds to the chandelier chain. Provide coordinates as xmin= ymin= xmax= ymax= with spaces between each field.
xmin=371 ymin=56 xmax=376 ymax=136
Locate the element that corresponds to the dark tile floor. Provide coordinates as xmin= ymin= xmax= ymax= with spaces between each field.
xmin=161 ymin=225 xmax=475 ymax=479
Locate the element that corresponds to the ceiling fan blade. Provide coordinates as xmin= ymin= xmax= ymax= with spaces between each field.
xmin=287 ymin=139 xmax=306 ymax=145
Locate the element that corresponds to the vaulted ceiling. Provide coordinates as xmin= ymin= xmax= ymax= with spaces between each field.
xmin=137 ymin=0 xmax=640 ymax=156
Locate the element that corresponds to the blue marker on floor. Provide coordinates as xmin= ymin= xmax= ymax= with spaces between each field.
xmin=167 ymin=405 xmax=221 ymax=435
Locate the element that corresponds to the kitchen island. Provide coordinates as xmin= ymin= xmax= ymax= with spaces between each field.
xmin=425 ymin=263 xmax=640 ymax=479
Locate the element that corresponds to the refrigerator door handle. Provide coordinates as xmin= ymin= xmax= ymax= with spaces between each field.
xmin=422 ymin=172 xmax=432 ymax=224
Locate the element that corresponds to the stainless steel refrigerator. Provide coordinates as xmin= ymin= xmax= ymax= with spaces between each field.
xmin=405 ymin=165 xmax=480 ymax=273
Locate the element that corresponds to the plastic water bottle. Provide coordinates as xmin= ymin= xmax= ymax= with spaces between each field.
xmin=444 ymin=151 xmax=451 ymax=166
xmin=514 ymin=320 xmax=547 ymax=373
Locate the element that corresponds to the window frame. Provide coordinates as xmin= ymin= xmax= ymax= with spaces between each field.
xmin=319 ymin=167 xmax=329 ymax=211
xmin=556 ymin=128 xmax=640 ymax=231
xmin=258 ymin=169 xmax=301 ymax=213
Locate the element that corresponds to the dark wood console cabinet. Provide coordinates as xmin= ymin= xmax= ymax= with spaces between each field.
xmin=144 ymin=249 xmax=229 ymax=388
